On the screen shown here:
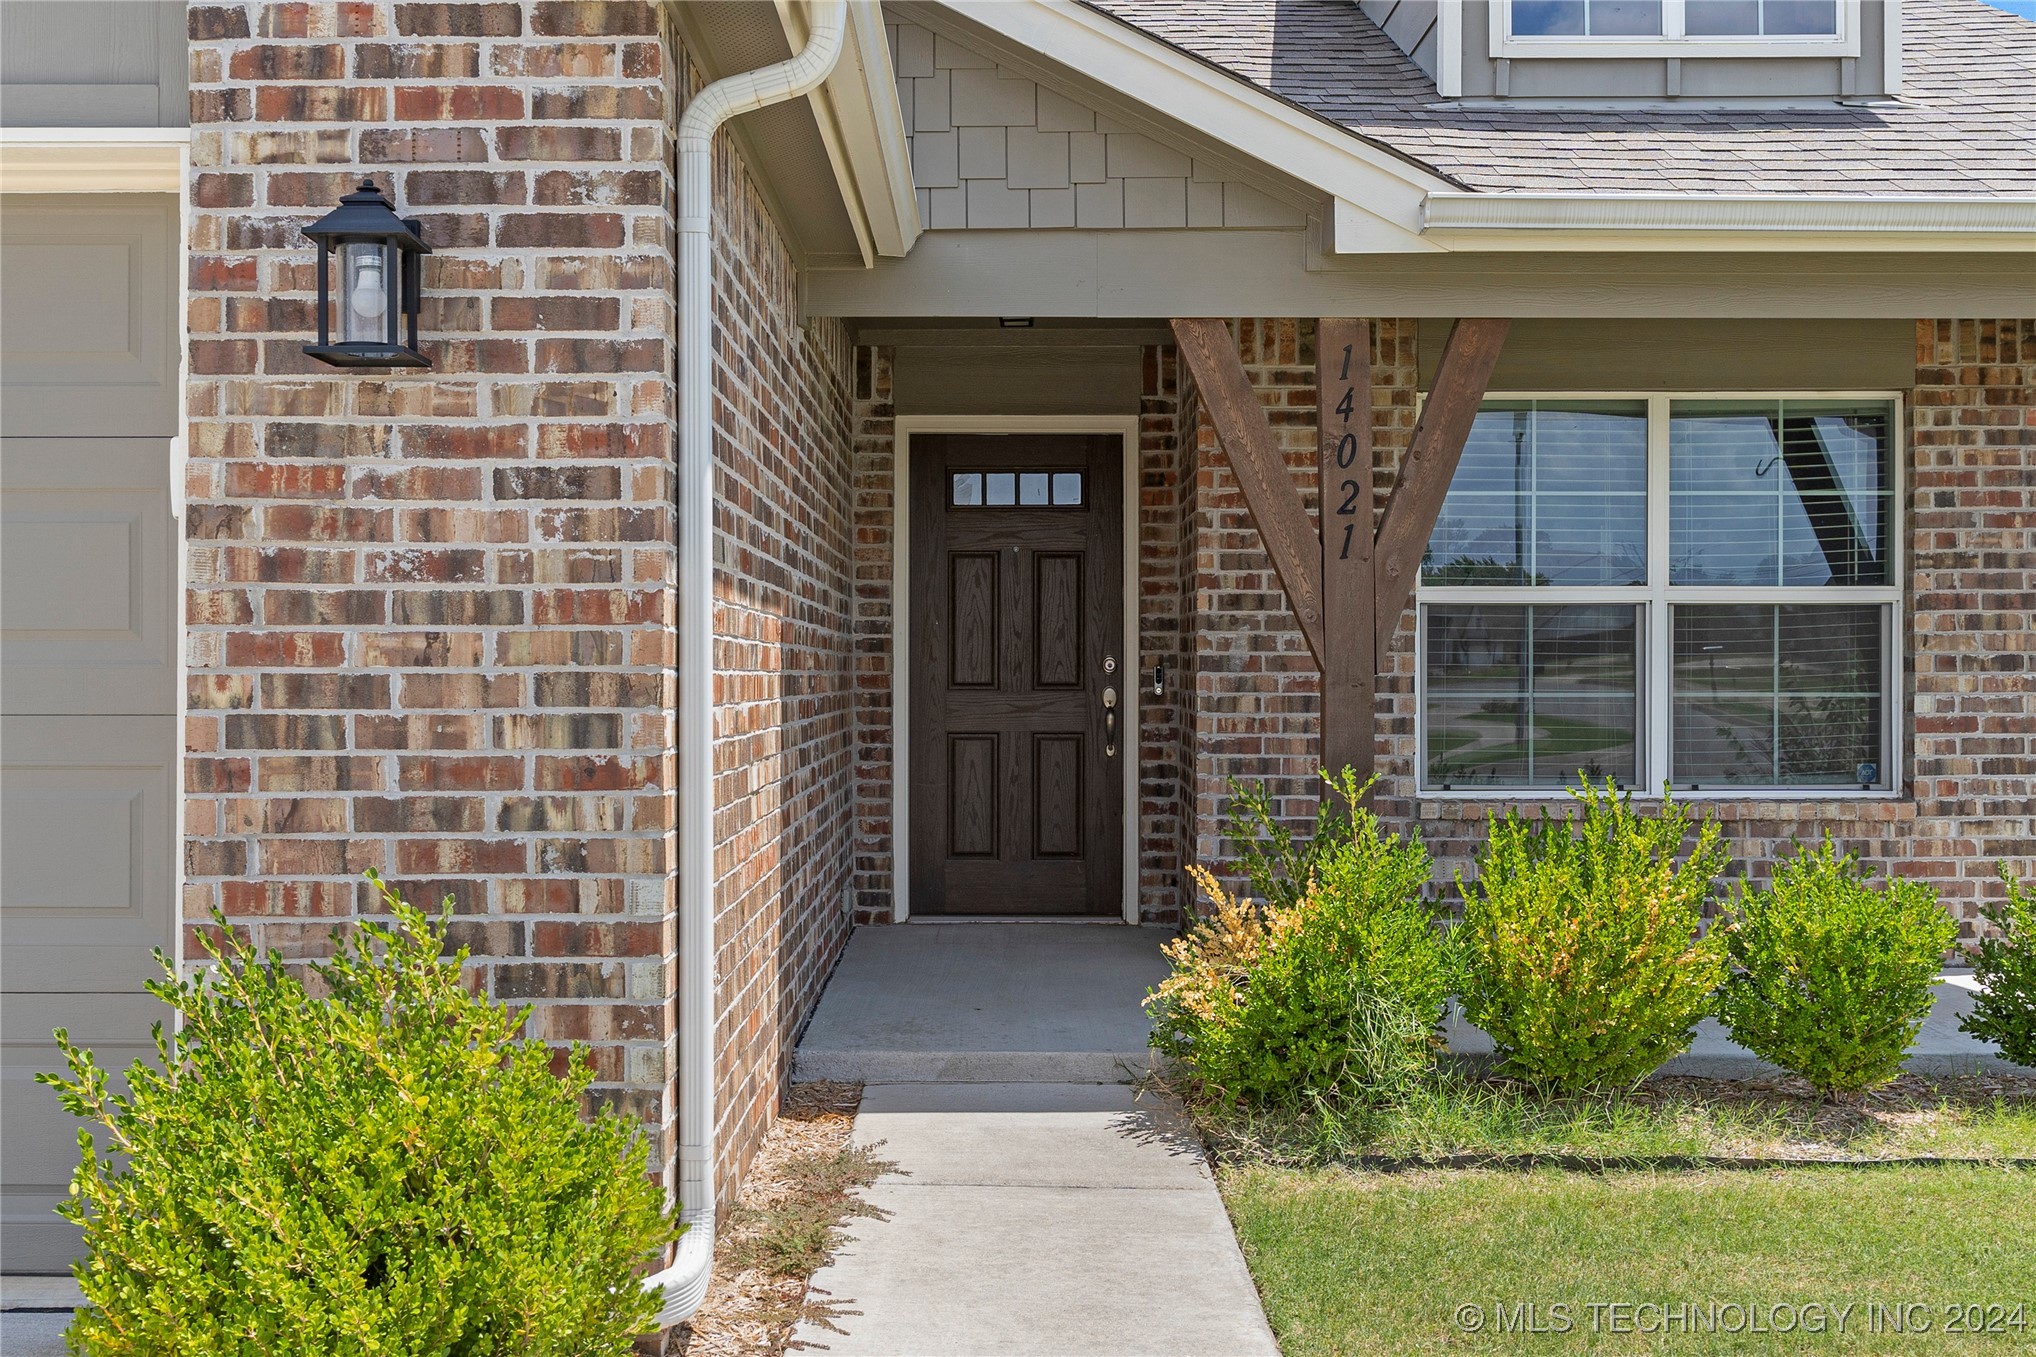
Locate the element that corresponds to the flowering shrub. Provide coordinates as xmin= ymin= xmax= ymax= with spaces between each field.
xmin=1147 ymin=771 xmax=1446 ymax=1106
xmin=1454 ymin=780 xmax=1727 ymax=1092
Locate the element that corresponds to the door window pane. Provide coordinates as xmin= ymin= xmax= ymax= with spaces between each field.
xmin=1425 ymin=604 xmax=1638 ymax=788
xmin=1051 ymin=472 xmax=1083 ymax=506
xmin=1019 ymin=472 xmax=1050 ymax=506
xmin=1672 ymin=604 xmax=1883 ymax=787
xmin=984 ymin=472 xmax=1016 ymax=506
xmin=951 ymin=473 xmax=982 ymax=506
xmin=1425 ymin=401 xmax=1647 ymax=587
xmin=1670 ymin=401 xmax=1890 ymax=586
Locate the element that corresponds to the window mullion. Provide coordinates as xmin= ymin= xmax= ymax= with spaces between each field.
xmin=1646 ymin=394 xmax=1671 ymax=792
xmin=1664 ymin=0 xmax=1687 ymax=39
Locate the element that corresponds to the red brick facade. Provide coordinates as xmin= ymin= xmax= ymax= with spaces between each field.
xmin=185 ymin=0 xmax=856 ymax=1211
xmin=178 ymin=6 xmax=2029 ymax=1234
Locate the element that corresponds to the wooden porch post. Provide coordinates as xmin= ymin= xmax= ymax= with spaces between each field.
xmin=1172 ymin=316 xmax=1510 ymax=789
xmin=1317 ymin=319 xmax=1373 ymax=785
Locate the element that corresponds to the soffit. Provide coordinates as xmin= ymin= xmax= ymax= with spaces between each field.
xmin=675 ymin=0 xmax=866 ymax=267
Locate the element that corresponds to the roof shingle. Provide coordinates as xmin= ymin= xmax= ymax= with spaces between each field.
xmin=1082 ymin=0 xmax=2036 ymax=195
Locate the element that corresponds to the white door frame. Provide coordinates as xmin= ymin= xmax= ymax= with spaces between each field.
xmin=890 ymin=415 xmax=1142 ymax=924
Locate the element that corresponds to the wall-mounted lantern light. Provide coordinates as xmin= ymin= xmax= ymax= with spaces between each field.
xmin=302 ymin=178 xmax=431 ymax=369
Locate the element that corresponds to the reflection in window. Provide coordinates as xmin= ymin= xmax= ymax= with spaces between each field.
xmin=1513 ymin=0 xmax=1664 ymax=34
xmin=1424 ymin=401 xmax=1647 ymax=587
xmin=1686 ymin=0 xmax=1838 ymax=35
xmin=1670 ymin=401 xmax=1890 ymax=587
xmin=1424 ymin=604 xmax=1639 ymax=788
xmin=1672 ymin=604 xmax=1883 ymax=787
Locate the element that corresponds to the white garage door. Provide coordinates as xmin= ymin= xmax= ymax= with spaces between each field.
xmin=1 ymin=193 xmax=179 ymax=1273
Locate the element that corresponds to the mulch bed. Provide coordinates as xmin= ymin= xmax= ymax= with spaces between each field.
xmin=671 ymin=1081 xmax=887 ymax=1357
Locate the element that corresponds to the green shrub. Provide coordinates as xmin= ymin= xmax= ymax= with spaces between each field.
xmin=1148 ymin=769 xmax=1446 ymax=1106
xmin=1224 ymin=769 xmax=1362 ymax=913
xmin=1961 ymin=863 xmax=2036 ymax=1068
xmin=1717 ymin=839 xmax=1958 ymax=1098
xmin=41 ymin=873 xmax=674 ymax=1356
xmin=1454 ymin=779 xmax=1727 ymax=1093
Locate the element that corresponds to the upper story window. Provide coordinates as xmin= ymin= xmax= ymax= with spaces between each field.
xmin=1417 ymin=395 xmax=1900 ymax=797
xmin=1499 ymin=0 xmax=1854 ymax=56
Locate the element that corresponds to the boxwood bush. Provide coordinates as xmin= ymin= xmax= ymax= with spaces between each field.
xmin=1148 ymin=770 xmax=1447 ymax=1106
xmin=1958 ymin=862 xmax=2036 ymax=1068
xmin=41 ymin=872 xmax=674 ymax=1356
xmin=1717 ymin=839 xmax=1958 ymax=1098
xmin=1453 ymin=779 xmax=1727 ymax=1092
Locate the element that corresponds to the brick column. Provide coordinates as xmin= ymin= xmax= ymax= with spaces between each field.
xmin=1910 ymin=318 xmax=2036 ymax=929
xmin=185 ymin=0 xmax=679 ymax=1158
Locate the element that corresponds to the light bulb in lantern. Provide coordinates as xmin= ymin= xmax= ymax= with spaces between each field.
xmin=339 ymin=243 xmax=390 ymax=343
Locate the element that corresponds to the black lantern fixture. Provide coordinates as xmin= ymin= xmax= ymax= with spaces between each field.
xmin=302 ymin=178 xmax=431 ymax=369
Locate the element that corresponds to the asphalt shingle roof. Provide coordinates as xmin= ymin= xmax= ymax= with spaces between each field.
xmin=1082 ymin=0 xmax=2036 ymax=194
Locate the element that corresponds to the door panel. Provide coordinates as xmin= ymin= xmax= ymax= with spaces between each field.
xmin=2 ymin=439 xmax=177 ymax=715
xmin=0 ymin=196 xmax=177 ymax=437
xmin=1 ymin=195 xmax=177 ymax=1274
xmin=910 ymin=435 xmax=1123 ymax=916
xmin=0 ymin=716 xmax=178 ymax=993
xmin=1 ymin=991 xmax=159 ymax=1271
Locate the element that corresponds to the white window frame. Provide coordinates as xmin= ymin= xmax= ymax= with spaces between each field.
xmin=1415 ymin=390 xmax=1904 ymax=800
xmin=1492 ymin=0 xmax=1862 ymax=60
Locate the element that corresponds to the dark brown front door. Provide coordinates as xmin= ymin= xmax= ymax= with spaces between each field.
xmin=909 ymin=434 xmax=1124 ymax=916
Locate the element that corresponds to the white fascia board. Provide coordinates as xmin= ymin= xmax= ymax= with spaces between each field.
xmin=823 ymin=1 xmax=921 ymax=258
xmin=777 ymin=0 xmax=875 ymax=265
xmin=931 ymin=0 xmax=1452 ymax=253
xmin=1421 ymin=191 xmax=2036 ymax=252
xmin=0 ymin=127 xmax=188 ymax=193
xmin=778 ymin=0 xmax=922 ymax=264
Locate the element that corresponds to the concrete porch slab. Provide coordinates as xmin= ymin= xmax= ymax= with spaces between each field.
xmin=793 ymin=924 xmax=1173 ymax=1084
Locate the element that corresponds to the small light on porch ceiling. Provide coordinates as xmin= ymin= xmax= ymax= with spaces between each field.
xmin=302 ymin=179 xmax=431 ymax=370
xmin=999 ymin=317 xmax=1035 ymax=328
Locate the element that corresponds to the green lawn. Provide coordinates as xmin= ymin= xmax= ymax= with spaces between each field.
xmin=1222 ymin=1163 xmax=2036 ymax=1355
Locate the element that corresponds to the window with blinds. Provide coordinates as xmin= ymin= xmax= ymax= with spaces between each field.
xmin=1417 ymin=394 xmax=1899 ymax=794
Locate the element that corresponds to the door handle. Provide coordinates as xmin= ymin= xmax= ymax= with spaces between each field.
xmin=1103 ymin=686 xmax=1119 ymax=758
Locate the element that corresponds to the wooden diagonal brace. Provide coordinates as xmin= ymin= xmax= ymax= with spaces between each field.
xmin=1373 ymin=317 xmax=1511 ymax=632
xmin=1172 ymin=317 xmax=1328 ymax=669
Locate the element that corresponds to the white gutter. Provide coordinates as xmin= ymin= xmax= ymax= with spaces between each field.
xmin=1418 ymin=191 xmax=2036 ymax=250
xmin=646 ymin=0 xmax=849 ymax=1329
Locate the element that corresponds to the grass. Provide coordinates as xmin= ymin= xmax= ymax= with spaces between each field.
xmin=1223 ymin=1162 xmax=2036 ymax=1356
xmin=1184 ymin=1072 xmax=2036 ymax=1167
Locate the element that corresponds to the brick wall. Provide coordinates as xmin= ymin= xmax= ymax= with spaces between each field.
xmin=186 ymin=0 xmax=858 ymax=1217
xmin=1170 ymin=317 xmax=2034 ymax=935
xmin=702 ymin=111 xmax=857 ymax=1203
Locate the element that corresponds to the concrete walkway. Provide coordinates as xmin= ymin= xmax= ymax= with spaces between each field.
xmin=791 ymin=924 xmax=1279 ymax=1357
xmin=791 ymin=1083 xmax=1280 ymax=1357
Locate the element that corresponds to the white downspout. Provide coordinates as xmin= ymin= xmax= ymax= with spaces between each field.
xmin=645 ymin=0 xmax=850 ymax=1329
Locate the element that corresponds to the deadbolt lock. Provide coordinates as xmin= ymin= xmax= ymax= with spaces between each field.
xmin=1103 ymin=655 xmax=1118 ymax=675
